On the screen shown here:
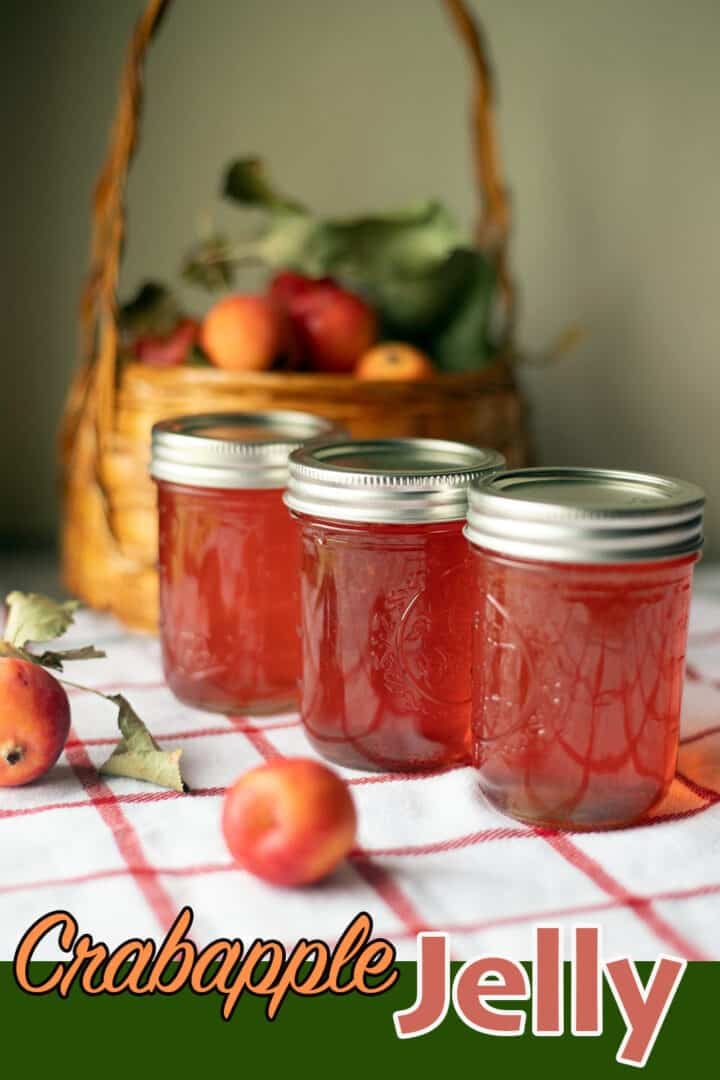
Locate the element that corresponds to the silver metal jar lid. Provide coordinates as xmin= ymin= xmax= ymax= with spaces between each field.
xmin=150 ymin=411 xmax=339 ymax=489
xmin=285 ymin=438 xmax=506 ymax=524
xmin=465 ymin=466 xmax=705 ymax=563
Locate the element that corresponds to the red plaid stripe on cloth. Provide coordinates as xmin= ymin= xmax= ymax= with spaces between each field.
xmin=2 ymin=568 xmax=719 ymax=961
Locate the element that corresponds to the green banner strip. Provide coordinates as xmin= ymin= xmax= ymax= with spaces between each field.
xmin=2 ymin=961 xmax=717 ymax=1076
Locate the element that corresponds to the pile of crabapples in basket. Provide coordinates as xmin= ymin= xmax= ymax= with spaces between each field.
xmin=124 ymin=157 xmax=503 ymax=376
xmin=0 ymin=595 xmax=357 ymax=889
xmin=131 ymin=271 xmax=434 ymax=381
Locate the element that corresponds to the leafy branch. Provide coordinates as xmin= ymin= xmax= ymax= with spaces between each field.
xmin=181 ymin=156 xmax=503 ymax=371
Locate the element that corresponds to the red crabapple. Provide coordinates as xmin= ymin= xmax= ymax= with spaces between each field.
xmin=0 ymin=658 xmax=71 ymax=786
xmin=222 ymin=758 xmax=357 ymax=886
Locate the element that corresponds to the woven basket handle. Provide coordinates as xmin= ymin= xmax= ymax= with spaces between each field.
xmin=80 ymin=0 xmax=512 ymax=425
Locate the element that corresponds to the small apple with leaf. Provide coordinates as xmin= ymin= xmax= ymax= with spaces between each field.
xmin=0 ymin=592 xmax=185 ymax=791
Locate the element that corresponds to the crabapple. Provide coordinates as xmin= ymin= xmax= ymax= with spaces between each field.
xmin=222 ymin=758 xmax=357 ymax=886
xmin=0 ymin=659 xmax=71 ymax=786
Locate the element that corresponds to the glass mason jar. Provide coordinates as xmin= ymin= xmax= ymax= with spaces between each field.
xmin=285 ymin=438 xmax=506 ymax=771
xmin=150 ymin=411 xmax=338 ymax=714
xmin=465 ymin=467 xmax=705 ymax=828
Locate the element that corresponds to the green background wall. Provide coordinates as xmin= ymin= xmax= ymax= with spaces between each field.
xmin=3 ymin=0 xmax=719 ymax=552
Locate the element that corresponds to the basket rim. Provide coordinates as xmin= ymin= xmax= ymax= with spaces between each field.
xmin=117 ymin=354 xmax=516 ymax=394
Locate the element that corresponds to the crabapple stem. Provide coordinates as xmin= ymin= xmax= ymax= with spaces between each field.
xmin=54 ymin=676 xmax=112 ymax=702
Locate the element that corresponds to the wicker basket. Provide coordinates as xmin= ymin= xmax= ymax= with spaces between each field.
xmin=60 ymin=0 xmax=530 ymax=633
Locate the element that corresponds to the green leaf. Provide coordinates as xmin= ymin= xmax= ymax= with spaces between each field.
xmin=1 ymin=597 xmax=106 ymax=668
xmin=430 ymin=250 xmax=498 ymax=372
xmin=34 ymin=646 xmax=107 ymax=671
xmin=99 ymin=695 xmax=187 ymax=793
xmin=220 ymin=161 xmax=462 ymax=285
xmin=319 ymin=201 xmax=461 ymax=278
xmin=344 ymin=246 xmax=476 ymax=339
xmin=3 ymin=592 xmax=78 ymax=648
xmin=181 ymin=234 xmax=238 ymax=292
xmin=253 ymin=211 xmax=320 ymax=273
xmin=119 ymin=281 xmax=179 ymax=336
xmin=223 ymin=157 xmax=305 ymax=212
xmin=0 ymin=640 xmax=105 ymax=670
xmin=251 ymin=197 xmax=462 ymax=284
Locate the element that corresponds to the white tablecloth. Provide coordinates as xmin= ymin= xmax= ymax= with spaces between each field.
xmin=2 ymin=564 xmax=719 ymax=961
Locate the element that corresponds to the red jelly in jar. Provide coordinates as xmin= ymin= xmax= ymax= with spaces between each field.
xmin=151 ymin=411 xmax=338 ymax=714
xmin=285 ymin=439 xmax=505 ymax=771
xmin=465 ymin=467 xmax=705 ymax=828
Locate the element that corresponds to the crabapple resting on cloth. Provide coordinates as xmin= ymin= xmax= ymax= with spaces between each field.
xmin=0 ymin=658 xmax=70 ymax=787
xmin=222 ymin=758 xmax=357 ymax=886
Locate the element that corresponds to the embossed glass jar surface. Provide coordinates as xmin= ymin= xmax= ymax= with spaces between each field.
xmin=151 ymin=411 xmax=338 ymax=714
xmin=286 ymin=439 xmax=505 ymax=771
xmin=465 ymin=467 xmax=705 ymax=828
